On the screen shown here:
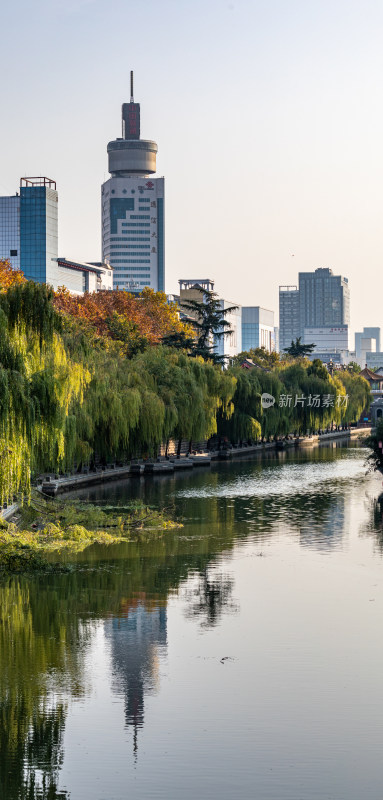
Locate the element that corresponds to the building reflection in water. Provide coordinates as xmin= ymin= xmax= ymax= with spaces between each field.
xmin=105 ymin=595 xmax=167 ymax=758
xmin=298 ymin=493 xmax=346 ymax=550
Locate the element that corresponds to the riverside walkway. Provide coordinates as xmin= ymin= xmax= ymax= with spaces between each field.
xmin=37 ymin=427 xmax=372 ymax=497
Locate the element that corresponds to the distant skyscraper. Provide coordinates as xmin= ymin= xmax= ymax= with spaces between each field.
xmin=279 ymin=269 xmax=350 ymax=355
xmin=355 ymin=327 xmax=381 ymax=358
xmin=101 ymin=72 xmax=165 ymax=293
xmin=279 ymin=285 xmax=300 ymax=351
xmin=298 ymin=267 xmax=350 ymax=329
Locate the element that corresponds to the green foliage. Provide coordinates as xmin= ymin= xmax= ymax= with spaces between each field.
xmin=179 ymin=287 xmax=238 ymax=364
xmin=338 ymin=372 xmax=371 ymax=424
xmin=346 ymin=361 xmax=361 ymax=374
xmin=366 ymin=420 xmax=383 ymax=472
xmin=105 ymin=312 xmax=150 ymax=357
xmin=307 ymin=358 xmax=329 ymax=382
xmin=231 ymin=347 xmax=281 ymax=369
xmin=0 ymin=283 xmax=237 ymax=500
xmin=217 ymin=358 xmax=371 ymax=442
xmin=0 ymin=279 xmax=371 ymax=500
xmin=284 ymin=337 xmax=316 ymax=357
xmin=0 ymin=495 xmax=181 ymax=576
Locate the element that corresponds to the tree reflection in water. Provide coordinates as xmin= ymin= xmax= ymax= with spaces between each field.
xmin=1 ymin=445 xmax=381 ymax=797
xmin=183 ymin=568 xmax=238 ymax=628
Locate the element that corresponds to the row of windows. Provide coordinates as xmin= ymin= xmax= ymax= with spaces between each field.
xmin=121 ymin=223 xmax=150 ymax=228
xmin=111 ymin=259 xmax=151 ymax=264
xmin=109 ymin=237 xmax=150 ymax=242
xmin=114 ymin=267 xmax=151 ymax=272
xmin=138 ymin=198 xmax=150 ymax=203
xmin=115 ymin=281 xmax=150 ymax=287
xmin=110 ymin=245 xmax=150 ymax=250
xmin=130 ymin=215 xmax=150 ymax=220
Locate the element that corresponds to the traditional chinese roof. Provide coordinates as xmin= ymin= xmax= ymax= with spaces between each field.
xmin=360 ymin=367 xmax=383 ymax=383
xmin=240 ymin=359 xmax=270 ymax=372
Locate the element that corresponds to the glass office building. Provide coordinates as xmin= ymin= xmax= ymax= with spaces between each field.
xmin=20 ymin=177 xmax=58 ymax=283
xmin=0 ymin=195 xmax=20 ymax=270
xmin=242 ymin=307 xmax=275 ymax=352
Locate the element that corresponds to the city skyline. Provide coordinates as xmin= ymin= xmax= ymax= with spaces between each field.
xmin=1 ymin=0 xmax=383 ymax=335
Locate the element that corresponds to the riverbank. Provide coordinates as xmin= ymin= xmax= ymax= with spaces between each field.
xmin=36 ymin=426 xmax=373 ymax=496
xmin=0 ymin=494 xmax=181 ymax=574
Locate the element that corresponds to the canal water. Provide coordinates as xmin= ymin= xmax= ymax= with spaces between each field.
xmin=2 ymin=443 xmax=383 ymax=799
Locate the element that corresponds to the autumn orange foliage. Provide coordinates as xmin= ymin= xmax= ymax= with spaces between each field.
xmin=53 ymin=286 xmax=190 ymax=345
xmin=0 ymin=259 xmax=26 ymax=290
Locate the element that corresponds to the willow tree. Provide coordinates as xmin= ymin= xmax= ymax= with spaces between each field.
xmin=0 ymin=283 xmax=90 ymax=502
xmin=337 ymin=372 xmax=371 ymax=424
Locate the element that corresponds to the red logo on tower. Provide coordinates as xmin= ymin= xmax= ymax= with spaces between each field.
xmin=145 ymin=181 xmax=154 ymax=189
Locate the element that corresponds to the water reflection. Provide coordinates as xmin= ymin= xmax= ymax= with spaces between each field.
xmin=105 ymin=598 xmax=167 ymax=758
xmin=1 ymin=444 xmax=383 ymax=798
xmin=183 ymin=569 xmax=238 ymax=628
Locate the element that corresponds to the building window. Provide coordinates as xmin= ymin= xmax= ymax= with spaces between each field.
xmin=10 ymin=250 xmax=17 ymax=256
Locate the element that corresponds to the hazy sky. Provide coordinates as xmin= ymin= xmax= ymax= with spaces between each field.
xmin=1 ymin=0 xmax=383 ymax=336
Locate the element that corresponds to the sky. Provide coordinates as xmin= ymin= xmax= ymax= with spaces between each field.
xmin=1 ymin=0 xmax=383 ymax=337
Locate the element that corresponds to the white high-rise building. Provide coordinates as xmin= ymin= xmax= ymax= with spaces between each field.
xmin=101 ymin=73 xmax=165 ymax=293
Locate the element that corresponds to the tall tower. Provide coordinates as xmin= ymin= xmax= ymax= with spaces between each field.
xmin=101 ymin=72 xmax=165 ymax=293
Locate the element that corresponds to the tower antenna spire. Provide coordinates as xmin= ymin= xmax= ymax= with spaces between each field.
xmin=130 ymin=70 xmax=134 ymax=102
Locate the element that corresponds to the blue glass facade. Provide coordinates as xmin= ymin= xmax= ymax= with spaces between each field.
xmin=242 ymin=325 xmax=260 ymax=352
xmin=110 ymin=198 xmax=135 ymax=233
xmin=20 ymin=187 xmax=47 ymax=281
xmin=20 ymin=185 xmax=58 ymax=284
xmin=241 ymin=307 xmax=275 ymax=353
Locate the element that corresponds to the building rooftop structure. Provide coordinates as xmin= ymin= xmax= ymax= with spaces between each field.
xmin=360 ymin=366 xmax=383 ymax=396
xmin=360 ymin=367 xmax=383 ymax=383
xmin=20 ymin=176 xmax=56 ymax=189
xmin=56 ymin=258 xmax=113 ymax=293
xmin=178 ymin=279 xmax=215 ymax=293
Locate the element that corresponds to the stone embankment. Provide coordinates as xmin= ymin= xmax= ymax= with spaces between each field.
xmin=34 ymin=427 xmax=372 ymax=497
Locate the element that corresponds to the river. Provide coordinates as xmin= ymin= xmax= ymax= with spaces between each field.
xmin=1 ymin=442 xmax=383 ymax=799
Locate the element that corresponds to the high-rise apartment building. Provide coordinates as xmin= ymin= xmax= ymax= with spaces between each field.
xmin=298 ymin=268 xmax=350 ymax=329
xmin=279 ymin=268 xmax=350 ymax=354
xmin=102 ymin=73 xmax=164 ymax=293
xmin=279 ymin=286 xmax=300 ymax=352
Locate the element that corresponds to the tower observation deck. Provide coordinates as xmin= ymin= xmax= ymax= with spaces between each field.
xmin=107 ymin=72 xmax=158 ymax=176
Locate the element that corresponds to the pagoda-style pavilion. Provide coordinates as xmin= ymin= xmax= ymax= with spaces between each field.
xmin=360 ymin=367 xmax=383 ymax=394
